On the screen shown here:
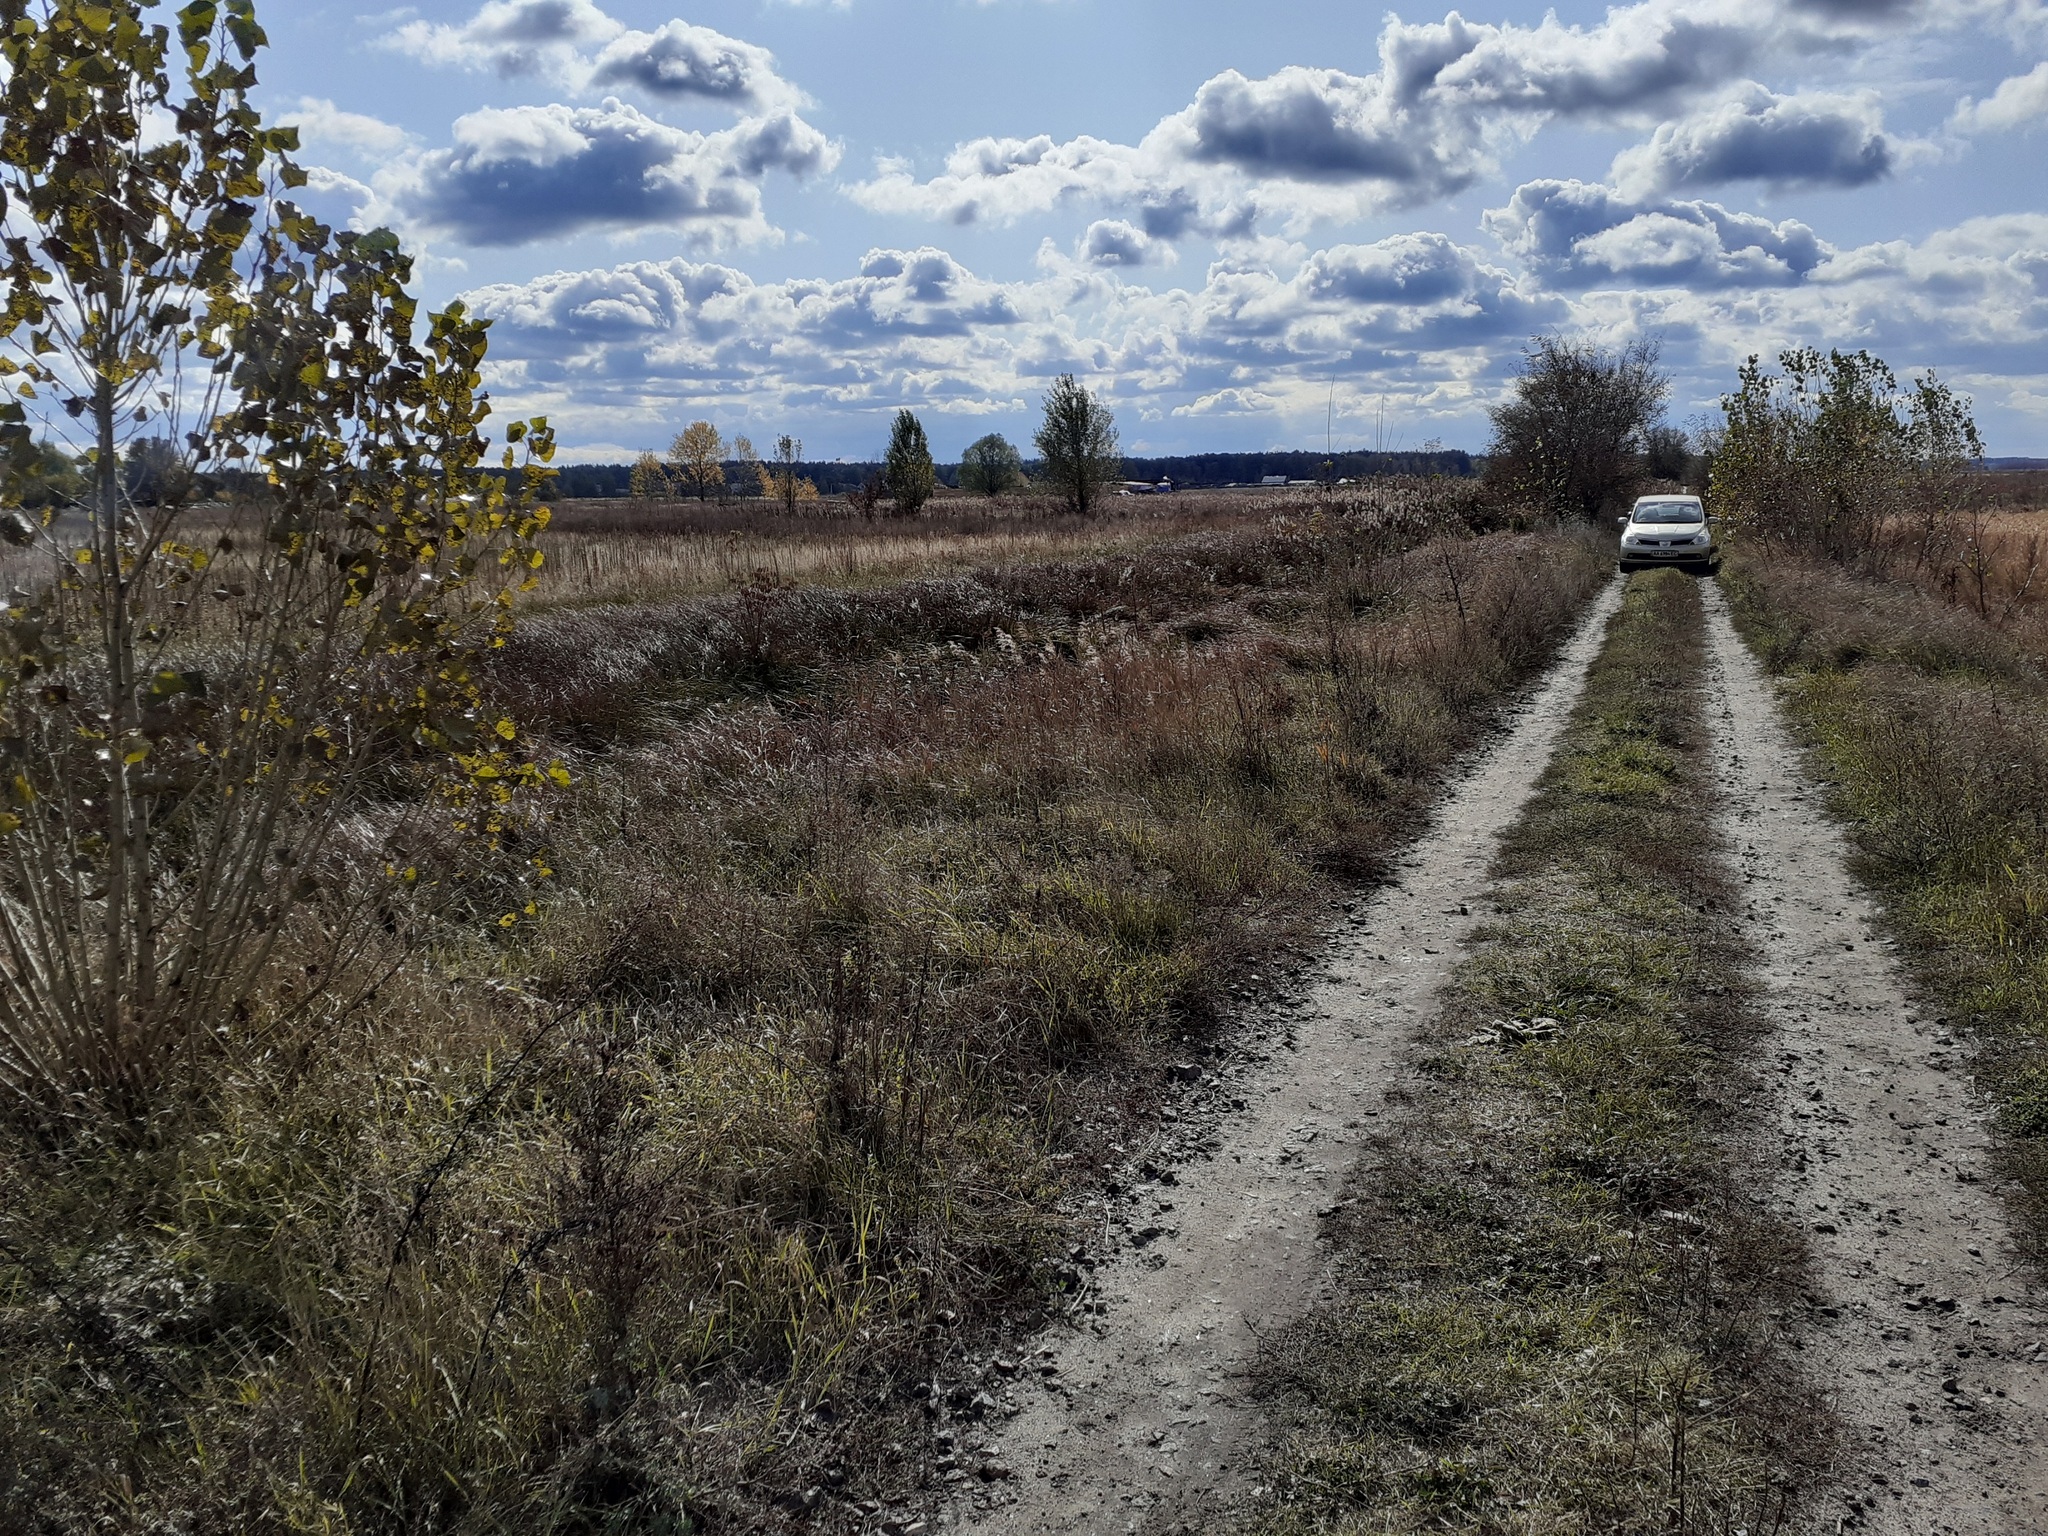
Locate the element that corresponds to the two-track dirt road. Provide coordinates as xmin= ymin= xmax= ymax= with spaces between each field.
xmin=937 ymin=573 xmax=2048 ymax=1536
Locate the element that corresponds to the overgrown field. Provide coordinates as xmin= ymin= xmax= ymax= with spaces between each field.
xmin=1726 ymin=551 xmax=2048 ymax=1264
xmin=1254 ymin=570 xmax=1828 ymax=1534
xmin=0 ymin=494 xmax=1604 ymax=1533
xmin=531 ymin=490 xmax=1278 ymax=608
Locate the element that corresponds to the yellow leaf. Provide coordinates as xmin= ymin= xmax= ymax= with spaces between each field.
xmin=494 ymin=718 xmax=517 ymax=741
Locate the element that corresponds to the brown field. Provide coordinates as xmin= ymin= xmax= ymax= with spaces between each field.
xmin=531 ymin=488 xmax=1297 ymax=607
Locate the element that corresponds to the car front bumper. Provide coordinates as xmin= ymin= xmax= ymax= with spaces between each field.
xmin=1619 ymin=542 xmax=1715 ymax=565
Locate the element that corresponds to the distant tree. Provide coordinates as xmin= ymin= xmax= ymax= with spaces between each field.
xmin=668 ymin=421 xmax=727 ymax=502
xmin=757 ymin=434 xmax=818 ymax=514
xmin=883 ymin=410 xmax=937 ymax=516
xmin=730 ymin=434 xmax=760 ymax=496
xmin=122 ymin=437 xmax=183 ymax=505
xmin=17 ymin=441 xmax=82 ymax=510
xmin=629 ymin=451 xmax=671 ymax=500
xmin=1034 ymin=375 xmax=1122 ymax=515
xmin=959 ymin=432 xmax=1023 ymax=497
xmin=1485 ymin=337 xmax=1670 ymax=519
xmin=1645 ymin=425 xmax=1693 ymax=484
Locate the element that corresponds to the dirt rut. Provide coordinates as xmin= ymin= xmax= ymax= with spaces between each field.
xmin=951 ymin=579 xmax=1627 ymax=1536
xmin=1701 ymin=584 xmax=2048 ymax=1534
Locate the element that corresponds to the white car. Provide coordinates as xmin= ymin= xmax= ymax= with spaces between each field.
xmin=1617 ymin=495 xmax=1716 ymax=572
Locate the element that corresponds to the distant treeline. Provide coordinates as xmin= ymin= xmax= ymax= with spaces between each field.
xmin=539 ymin=447 xmax=1474 ymax=500
xmin=1117 ymin=448 xmax=1474 ymax=485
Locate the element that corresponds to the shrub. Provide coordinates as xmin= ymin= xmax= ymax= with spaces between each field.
xmin=1710 ymin=347 xmax=1982 ymax=567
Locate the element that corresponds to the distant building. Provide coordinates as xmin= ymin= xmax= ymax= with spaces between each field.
xmin=1260 ymin=474 xmax=1288 ymax=487
xmin=1119 ymin=479 xmax=1174 ymax=495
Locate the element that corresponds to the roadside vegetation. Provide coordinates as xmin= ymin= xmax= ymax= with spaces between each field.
xmin=1254 ymin=570 xmax=1829 ymax=1534
xmin=1725 ymin=549 xmax=2048 ymax=1262
xmin=1711 ymin=344 xmax=2048 ymax=1264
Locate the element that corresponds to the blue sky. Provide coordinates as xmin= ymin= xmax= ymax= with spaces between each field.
xmin=259 ymin=0 xmax=2048 ymax=460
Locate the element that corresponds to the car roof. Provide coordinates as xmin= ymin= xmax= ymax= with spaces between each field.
xmin=1634 ymin=495 xmax=1701 ymax=504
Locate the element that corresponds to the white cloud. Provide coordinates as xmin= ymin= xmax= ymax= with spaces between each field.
xmin=459 ymin=233 xmax=1558 ymax=443
xmin=277 ymin=97 xmax=413 ymax=157
xmin=1487 ymin=178 xmax=1830 ymax=287
xmin=849 ymin=0 xmax=1954 ymax=235
xmin=374 ymin=99 xmax=838 ymax=247
xmin=1951 ymin=60 xmax=2048 ymax=131
xmin=1611 ymin=85 xmax=1898 ymax=193
xmin=449 ymin=206 xmax=2048 ymax=453
xmin=1078 ymin=219 xmax=1175 ymax=268
xmin=384 ymin=1 xmax=806 ymax=111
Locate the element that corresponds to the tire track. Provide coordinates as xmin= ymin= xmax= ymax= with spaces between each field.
xmin=1700 ymin=582 xmax=2048 ymax=1535
xmin=951 ymin=577 xmax=1627 ymax=1536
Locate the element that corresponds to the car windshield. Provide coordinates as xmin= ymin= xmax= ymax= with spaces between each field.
xmin=1632 ymin=503 xmax=1703 ymax=524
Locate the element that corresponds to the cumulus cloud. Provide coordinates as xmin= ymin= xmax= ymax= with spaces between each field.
xmin=1078 ymin=220 xmax=1173 ymax=267
xmin=451 ymin=208 xmax=2048 ymax=454
xmin=1611 ymin=85 xmax=1896 ymax=193
xmin=1951 ymin=61 xmax=2048 ymax=132
xmin=277 ymin=97 xmax=413 ymax=157
xmin=385 ymin=1 xmax=806 ymax=111
xmin=849 ymin=0 xmax=1941 ymax=233
xmin=1486 ymin=178 xmax=1831 ymax=287
xmin=458 ymin=231 xmax=1557 ymax=446
xmin=376 ymin=99 xmax=837 ymax=247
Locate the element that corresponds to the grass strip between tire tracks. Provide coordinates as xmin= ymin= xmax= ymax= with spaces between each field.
xmin=1252 ymin=569 xmax=1831 ymax=1535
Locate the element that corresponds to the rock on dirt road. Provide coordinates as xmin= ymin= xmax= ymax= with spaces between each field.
xmin=946 ymin=579 xmax=1628 ymax=1536
xmin=1702 ymin=583 xmax=2048 ymax=1536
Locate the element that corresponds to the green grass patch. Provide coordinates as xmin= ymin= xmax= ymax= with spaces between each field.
xmin=1253 ymin=570 xmax=1828 ymax=1535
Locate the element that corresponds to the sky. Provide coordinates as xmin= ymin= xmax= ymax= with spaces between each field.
xmin=255 ymin=0 xmax=2048 ymax=461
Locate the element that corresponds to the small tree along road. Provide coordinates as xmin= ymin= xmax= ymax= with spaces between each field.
xmin=1034 ymin=375 xmax=1122 ymax=515
xmin=0 ymin=0 xmax=558 ymax=1116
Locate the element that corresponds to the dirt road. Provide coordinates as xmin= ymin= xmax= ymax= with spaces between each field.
xmin=1700 ymin=585 xmax=2048 ymax=1534
xmin=944 ymin=577 xmax=2048 ymax=1536
xmin=948 ymin=579 xmax=1628 ymax=1535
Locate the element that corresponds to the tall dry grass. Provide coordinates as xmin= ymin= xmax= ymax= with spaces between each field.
xmin=531 ymin=490 xmax=1283 ymax=607
xmin=0 ymin=491 xmax=1606 ymax=1534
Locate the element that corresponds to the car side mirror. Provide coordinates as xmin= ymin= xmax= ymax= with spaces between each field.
xmin=1616 ymin=516 xmax=1627 ymax=527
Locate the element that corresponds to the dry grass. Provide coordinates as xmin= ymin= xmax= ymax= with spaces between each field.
xmin=0 ymin=489 xmax=1607 ymax=1534
xmin=531 ymin=490 xmax=1293 ymax=607
xmin=1253 ymin=570 xmax=1829 ymax=1535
